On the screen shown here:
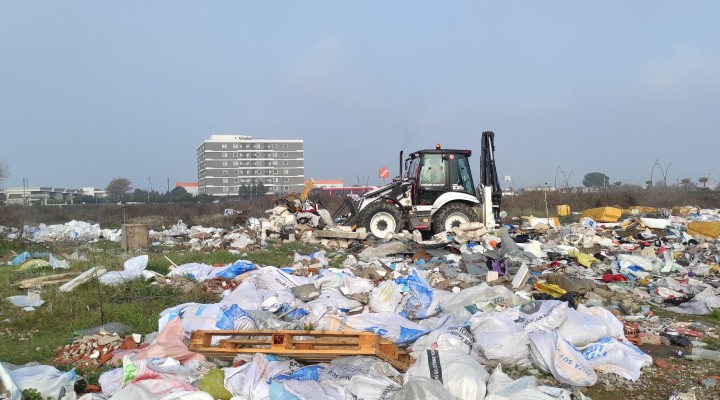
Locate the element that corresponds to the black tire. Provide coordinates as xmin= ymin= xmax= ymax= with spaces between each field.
xmin=361 ymin=202 xmax=404 ymax=239
xmin=432 ymin=202 xmax=479 ymax=233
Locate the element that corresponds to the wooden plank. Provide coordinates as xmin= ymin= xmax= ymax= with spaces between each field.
xmin=58 ymin=267 xmax=107 ymax=292
xmin=189 ymin=329 xmax=410 ymax=371
xmin=314 ymin=230 xmax=368 ymax=240
xmin=17 ymin=273 xmax=77 ymax=289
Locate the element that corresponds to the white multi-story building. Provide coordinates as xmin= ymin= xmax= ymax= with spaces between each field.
xmin=197 ymin=135 xmax=304 ymax=196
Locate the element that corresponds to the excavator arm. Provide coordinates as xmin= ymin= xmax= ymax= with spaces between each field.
xmin=480 ymin=131 xmax=502 ymax=226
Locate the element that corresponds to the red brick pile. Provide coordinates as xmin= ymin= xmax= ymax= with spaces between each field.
xmin=53 ymin=332 xmax=148 ymax=370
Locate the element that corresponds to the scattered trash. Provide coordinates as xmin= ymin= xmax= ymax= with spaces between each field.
xmin=2 ymin=203 xmax=720 ymax=399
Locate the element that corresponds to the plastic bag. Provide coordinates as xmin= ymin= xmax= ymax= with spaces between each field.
xmin=319 ymin=356 xmax=402 ymax=400
xmin=518 ymin=300 xmax=568 ymax=332
xmin=484 ymin=365 xmax=557 ymax=400
xmin=528 ymin=331 xmax=597 ymax=387
xmin=49 ymin=254 xmax=70 ymax=269
xmin=411 ymin=320 xmax=481 ymax=362
xmin=405 ymin=348 xmax=490 ymax=400
xmin=158 ymin=302 xmax=255 ymax=343
xmin=270 ymin=379 xmax=331 ymax=400
xmin=307 ymin=287 xmax=362 ymax=314
xmin=8 ymin=365 xmax=76 ymax=400
xmin=440 ymin=284 xmax=522 ymax=321
xmin=580 ymin=337 xmax=652 ymax=381
xmin=216 ymin=260 xmax=255 ymax=279
xmin=319 ymin=312 xmax=429 ymax=344
xmin=468 ymin=311 xmax=530 ymax=367
xmin=196 ymin=369 xmax=232 ymax=400
xmin=99 ymin=255 xmax=148 ymax=285
xmin=390 ymin=376 xmax=459 ymax=400
xmin=221 ymin=281 xmax=264 ymax=310
xmin=0 ymin=362 xmax=21 ymax=400
xmin=556 ymin=305 xmax=624 ymax=347
xmin=369 ymin=281 xmax=403 ymax=313
xmin=403 ymin=269 xmax=442 ymax=319
xmin=255 ymin=267 xmax=312 ymax=291
xmin=107 ymin=378 xmax=204 ymax=400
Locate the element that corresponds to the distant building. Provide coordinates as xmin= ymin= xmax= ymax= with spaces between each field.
xmin=197 ymin=135 xmax=304 ymax=196
xmin=2 ymin=187 xmax=82 ymax=206
xmin=81 ymin=187 xmax=107 ymax=198
xmin=306 ymin=179 xmax=344 ymax=189
xmin=176 ymin=182 xmax=199 ymax=196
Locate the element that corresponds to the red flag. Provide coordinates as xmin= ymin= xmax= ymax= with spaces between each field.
xmin=379 ymin=166 xmax=390 ymax=179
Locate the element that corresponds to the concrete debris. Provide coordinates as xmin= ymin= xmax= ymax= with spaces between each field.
xmin=2 ymin=205 xmax=720 ymax=399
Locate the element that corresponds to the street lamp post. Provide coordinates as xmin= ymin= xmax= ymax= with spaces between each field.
xmin=147 ymin=177 xmax=153 ymax=203
xmin=554 ymin=166 xmax=560 ymax=190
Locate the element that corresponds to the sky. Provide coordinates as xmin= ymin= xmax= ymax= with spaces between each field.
xmin=1 ymin=1 xmax=719 ymax=191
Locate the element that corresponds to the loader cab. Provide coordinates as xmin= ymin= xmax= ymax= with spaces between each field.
xmin=405 ymin=148 xmax=475 ymax=205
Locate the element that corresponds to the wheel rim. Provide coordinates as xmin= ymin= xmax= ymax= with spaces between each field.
xmin=444 ymin=212 xmax=470 ymax=232
xmin=370 ymin=212 xmax=397 ymax=238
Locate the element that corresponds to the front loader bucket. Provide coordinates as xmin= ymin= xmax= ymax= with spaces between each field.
xmin=331 ymin=198 xmax=360 ymax=226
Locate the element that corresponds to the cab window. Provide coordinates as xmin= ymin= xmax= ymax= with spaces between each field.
xmin=419 ymin=154 xmax=445 ymax=187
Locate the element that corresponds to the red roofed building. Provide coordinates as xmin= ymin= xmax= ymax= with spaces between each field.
xmin=176 ymin=182 xmax=199 ymax=196
xmin=305 ymin=179 xmax=344 ymax=189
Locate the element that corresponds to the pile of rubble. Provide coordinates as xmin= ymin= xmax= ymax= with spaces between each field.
xmin=53 ymin=332 xmax=144 ymax=370
xmin=2 ymin=204 xmax=720 ymax=399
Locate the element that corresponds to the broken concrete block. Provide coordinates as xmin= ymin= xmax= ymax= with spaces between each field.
xmin=451 ymin=227 xmax=472 ymax=244
xmin=412 ymin=230 xmax=423 ymax=243
xmin=314 ymin=230 xmax=368 ymax=240
xmin=291 ymin=284 xmax=321 ymax=302
xmin=460 ymin=222 xmax=485 ymax=231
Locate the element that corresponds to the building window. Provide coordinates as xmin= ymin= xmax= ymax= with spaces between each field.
xmin=273 ymin=170 xmax=278 ymax=174
xmin=273 ymin=161 xmax=278 ymax=166
xmin=284 ymin=186 xmax=289 ymax=190
xmin=233 ymin=153 xmax=237 ymax=157
xmin=284 ymin=169 xmax=289 ymax=174
xmin=284 ymin=177 xmax=289 ymax=182
xmin=222 ymin=152 xmax=227 ymax=157
xmin=233 ymin=161 xmax=239 ymax=166
xmin=234 ymin=179 xmax=239 ymax=183
xmin=283 ymin=160 xmax=289 ymax=166
xmin=283 ymin=144 xmax=288 ymax=149
xmin=235 ymin=170 xmax=239 ymax=174
xmin=233 ymin=144 xmax=239 ymax=149
xmin=273 ymin=144 xmax=278 ymax=148
xmin=222 ymin=161 xmax=228 ymax=166
xmin=222 ymin=187 xmax=229 ymax=192
xmin=222 ymin=144 xmax=227 ymax=149
xmin=282 ymin=152 xmax=288 ymax=157
xmin=223 ymin=170 xmax=228 ymax=175
xmin=222 ymin=178 xmax=228 ymax=183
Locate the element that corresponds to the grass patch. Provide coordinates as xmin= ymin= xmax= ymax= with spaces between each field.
xmin=0 ymin=238 xmax=335 ymax=365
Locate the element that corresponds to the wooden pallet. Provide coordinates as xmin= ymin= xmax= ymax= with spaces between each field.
xmin=189 ymin=330 xmax=411 ymax=371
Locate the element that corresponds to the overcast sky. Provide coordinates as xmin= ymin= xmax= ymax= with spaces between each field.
xmin=1 ymin=1 xmax=719 ymax=191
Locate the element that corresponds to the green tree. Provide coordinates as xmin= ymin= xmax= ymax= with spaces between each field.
xmin=169 ymin=186 xmax=193 ymax=202
xmin=256 ymin=182 xmax=267 ymax=197
xmin=0 ymin=159 xmax=8 ymax=183
xmin=698 ymin=176 xmax=709 ymax=189
xmin=681 ymin=178 xmax=692 ymax=191
xmin=582 ymin=172 xmax=610 ymax=188
xmin=239 ymin=185 xmax=249 ymax=198
xmin=106 ymin=177 xmax=132 ymax=202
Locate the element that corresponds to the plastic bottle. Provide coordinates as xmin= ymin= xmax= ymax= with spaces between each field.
xmin=691 ymin=347 xmax=720 ymax=361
